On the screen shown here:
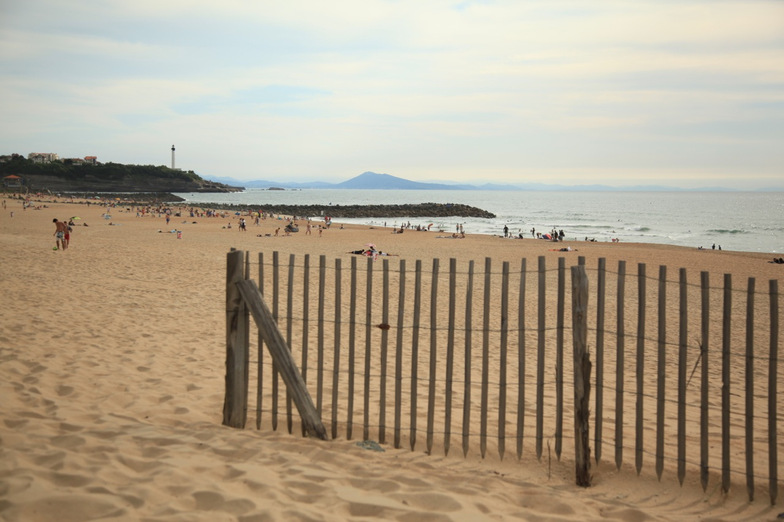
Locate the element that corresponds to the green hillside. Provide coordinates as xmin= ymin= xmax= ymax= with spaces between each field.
xmin=0 ymin=155 xmax=240 ymax=193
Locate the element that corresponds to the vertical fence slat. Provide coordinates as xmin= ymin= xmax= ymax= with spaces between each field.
xmin=769 ymin=279 xmax=779 ymax=505
xmin=408 ymin=259 xmax=422 ymax=451
xmin=722 ymin=273 xmax=732 ymax=495
xmin=317 ymin=255 xmax=326 ymax=416
xmin=499 ymin=261 xmax=509 ymax=460
xmin=379 ymin=259 xmax=390 ymax=445
xmin=301 ymin=254 xmax=310 ymax=436
xmin=394 ymin=259 xmax=406 ymax=449
xmin=677 ymin=268 xmax=687 ymax=486
xmin=462 ymin=260 xmax=474 ymax=457
xmin=595 ymin=258 xmax=606 ymax=464
xmin=363 ymin=257 xmax=373 ymax=441
xmin=571 ymin=265 xmax=591 ymax=487
xmin=517 ymin=258 xmax=527 ymax=460
xmin=256 ymin=252 xmax=264 ymax=431
xmin=410 ymin=260 xmax=422 ymax=451
xmin=556 ymin=257 xmax=565 ymax=459
xmin=427 ymin=258 xmax=439 ymax=454
xmin=346 ymin=255 xmax=355 ymax=439
xmin=636 ymin=263 xmax=646 ymax=475
xmin=555 ymin=257 xmax=566 ymax=460
xmin=331 ymin=258 xmax=342 ymax=440
xmin=700 ymin=271 xmax=710 ymax=491
xmin=444 ymin=258 xmax=457 ymax=456
xmin=745 ymin=277 xmax=755 ymax=501
xmin=481 ymin=257 xmax=491 ymax=459
xmin=656 ymin=265 xmax=666 ymax=481
xmin=537 ymin=256 xmax=546 ymax=460
xmin=615 ymin=260 xmax=626 ymax=471
xmin=224 ymin=249 xmax=249 ymax=429
xmin=286 ymin=254 xmax=295 ymax=434
xmin=272 ymin=251 xmax=280 ymax=431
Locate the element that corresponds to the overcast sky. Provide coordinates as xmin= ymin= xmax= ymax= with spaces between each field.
xmin=1 ymin=1 xmax=782 ymax=188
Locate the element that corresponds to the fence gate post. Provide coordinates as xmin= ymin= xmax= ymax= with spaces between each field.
xmin=571 ymin=265 xmax=592 ymax=487
xmin=224 ymin=249 xmax=249 ymax=428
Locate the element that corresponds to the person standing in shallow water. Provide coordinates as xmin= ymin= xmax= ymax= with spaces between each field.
xmin=53 ymin=218 xmax=68 ymax=250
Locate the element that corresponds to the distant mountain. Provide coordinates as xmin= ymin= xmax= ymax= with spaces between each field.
xmin=334 ymin=171 xmax=472 ymax=190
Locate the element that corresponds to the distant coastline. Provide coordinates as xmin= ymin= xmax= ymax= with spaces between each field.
xmin=204 ymin=171 xmax=784 ymax=192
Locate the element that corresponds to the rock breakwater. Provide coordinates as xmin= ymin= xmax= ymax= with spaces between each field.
xmin=187 ymin=202 xmax=496 ymax=219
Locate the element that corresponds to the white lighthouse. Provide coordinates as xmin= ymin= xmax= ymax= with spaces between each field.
xmin=171 ymin=144 xmax=175 ymax=169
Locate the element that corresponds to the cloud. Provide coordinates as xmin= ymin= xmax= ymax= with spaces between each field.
xmin=0 ymin=0 xmax=782 ymax=187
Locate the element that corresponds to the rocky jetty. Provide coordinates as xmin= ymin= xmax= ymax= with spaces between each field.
xmin=188 ymin=202 xmax=496 ymax=219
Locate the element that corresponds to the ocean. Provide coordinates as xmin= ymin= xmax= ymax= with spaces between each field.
xmin=174 ymin=189 xmax=784 ymax=254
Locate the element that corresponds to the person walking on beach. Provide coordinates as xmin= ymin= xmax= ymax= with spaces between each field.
xmin=64 ymin=219 xmax=72 ymax=249
xmin=53 ymin=218 xmax=67 ymax=250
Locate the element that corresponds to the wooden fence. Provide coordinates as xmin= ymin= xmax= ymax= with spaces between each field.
xmin=223 ymin=249 xmax=781 ymax=504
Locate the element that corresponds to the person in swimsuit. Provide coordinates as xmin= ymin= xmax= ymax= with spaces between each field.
xmin=53 ymin=218 xmax=68 ymax=250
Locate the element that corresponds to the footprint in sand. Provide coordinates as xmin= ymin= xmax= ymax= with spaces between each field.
xmin=32 ymin=450 xmax=67 ymax=469
xmin=86 ymin=486 xmax=145 ymax=509
xmin=56 ymin=384 xmax=75 ymax=397
xmin=116 ymin=455 xmax=163 ymax=474
xmin=192 ymin=491 xmax=256 ymax=515
xmin=51 ymin=434 xmax=86 ymax=450
xmin=3 ymin=418 xmax=28 ymax=429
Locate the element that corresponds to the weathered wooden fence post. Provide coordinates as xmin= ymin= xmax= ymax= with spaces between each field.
xmin=516 ymin=258 xmax=527 ymax=460
xmin=462 ymin=260 xmax=474 ymax=457
xmin=615 ymin=260 xmax=626 ymax=471
xmin=236 ymin=278 xmax=328 ymax=440
xmin=571 ymin=264 xmax=591 ymax=487
xmin=721 ymin=273 xmax=732 ymax=495
xmin=594 ymin=257 xmax=606 ymax=465
xmin=745 ymin=277 xmax=755 ymax=501
xmin=444 ymin=258 xmax=457 ymax=456
xmin=700 ymin=271 xmax=710 ymax=491
xmin=556 ymin=257 xmax=566 ymax=460
xmin=224 ymin=249 xmax=249 ymax=428
xmin=769 ymin=279 xmax=779 ymax=505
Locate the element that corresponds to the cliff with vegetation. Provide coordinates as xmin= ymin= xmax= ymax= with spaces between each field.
xmin=0 ymin=155 xmax=241 ymax=193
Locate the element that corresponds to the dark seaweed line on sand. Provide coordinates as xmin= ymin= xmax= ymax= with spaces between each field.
xmin=190 ymin=202 xmax=496 ymax=219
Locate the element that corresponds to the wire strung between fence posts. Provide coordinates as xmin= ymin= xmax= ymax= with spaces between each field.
xmin=244 ymin=308 xmax=778 ymax=365
xmin=245 ymin=257 xmax=779 ymax=298
xmin=246 ymin=357 xmax=771 ymax=426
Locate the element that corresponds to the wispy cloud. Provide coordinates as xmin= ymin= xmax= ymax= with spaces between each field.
xmin=0 ymin=0 xmax=781 ymax=188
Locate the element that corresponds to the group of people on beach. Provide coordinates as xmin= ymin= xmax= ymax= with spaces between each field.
xmin=347 ymin=244 xmax=397 ymax=260
xmin=52 ymin=218 xmax=72 ymax=251
xmin=502 ymin=225 xmax=566 ymax=241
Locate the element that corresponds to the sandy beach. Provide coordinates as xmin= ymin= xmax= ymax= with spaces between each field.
xmin=1 ymin=195 xmax=782 ymax=522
